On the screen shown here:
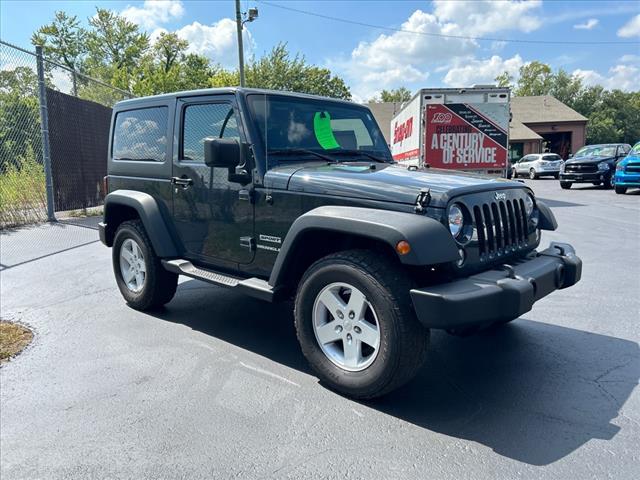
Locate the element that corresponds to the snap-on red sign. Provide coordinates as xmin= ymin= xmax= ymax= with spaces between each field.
xmin=425 ymin=104 xmax=507 ymax=169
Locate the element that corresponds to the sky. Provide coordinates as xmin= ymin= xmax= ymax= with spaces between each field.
xmin=1 ymin=0 xmax=639 ymax=101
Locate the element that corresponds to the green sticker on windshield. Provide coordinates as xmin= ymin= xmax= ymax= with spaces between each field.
xmin=313 ymin=111 xmax=340 ymax=150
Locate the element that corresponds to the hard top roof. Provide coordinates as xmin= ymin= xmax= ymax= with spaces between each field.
xmin=114 ymin=87 xmax=358 ymax=109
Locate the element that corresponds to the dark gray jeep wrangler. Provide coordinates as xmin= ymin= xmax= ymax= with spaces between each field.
xmin=99 ymin=88 xmax=582 ymax=399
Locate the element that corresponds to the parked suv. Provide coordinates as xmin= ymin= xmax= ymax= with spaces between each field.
xmin=559 ymin=143 xmax=631 ymax=189
xmin=99 ymin=88 xmax=582 ymax=399
xmin=614 ymin=141 xmax=640 ymax=194
xmin=512 ymin=153 xmax=563 ymax=179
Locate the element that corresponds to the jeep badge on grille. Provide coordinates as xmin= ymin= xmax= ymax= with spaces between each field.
xmin=494 ymin=192 xmax=507 ymax=201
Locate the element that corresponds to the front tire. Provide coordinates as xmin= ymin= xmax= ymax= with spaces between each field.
xmin=560 ymin=181 xmax=572 ymax=189
xmin=615 ymin=185 xmax=627 ymax=194
xmin=294 ymin=250 xmax=429 ymax=399
xmin=606 ymin=174 xmax=615 ymax=189
xmin=113 ymin=220 xmax=178 ymax=311
xmin=512 ymin=168 xmax=518 ymax=178
xmin=529 ymin=168 xmax=537 ymax=180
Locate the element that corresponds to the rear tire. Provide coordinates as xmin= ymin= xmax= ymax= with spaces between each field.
xmin=560 ymin=181 xmax=572 ymax=189
xmin=529 ymin=168 xmax=537 ymax=180
xmin=615 ymin=185 xmax=627 ymax=194
xmin=113 ymin=220 xmax=178 ymax=311
xmin=294 ymin=250 xmax=429 ymax=399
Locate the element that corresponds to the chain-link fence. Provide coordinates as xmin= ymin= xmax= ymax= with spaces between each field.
xmin=0 ymin=40 xmax=133 ymax=229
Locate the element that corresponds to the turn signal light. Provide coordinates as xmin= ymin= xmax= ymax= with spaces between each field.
xmin=396 ymin=240 xmax=411 ymax=255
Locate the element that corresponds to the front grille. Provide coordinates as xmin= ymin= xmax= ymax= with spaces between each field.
xmin=472 ymin=198 xmax=528 ymax=256
xmin=625 ymin=163 xmax=640 ymax=173
xmin=565 ymin=164 xmax=597 ymax=173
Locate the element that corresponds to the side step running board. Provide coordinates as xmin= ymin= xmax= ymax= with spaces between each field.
xmin=162 ymin=259 xmax=277 ymax=302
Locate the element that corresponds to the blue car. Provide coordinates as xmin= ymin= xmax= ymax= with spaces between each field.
xmin=614 ymin=142 xmax=640 ymax=194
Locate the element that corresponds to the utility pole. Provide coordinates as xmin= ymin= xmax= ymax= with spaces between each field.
xmin=235 ymin=1 xmax=258 ymax=88
xmin=235 ymin=0 xmax=245 ymax=87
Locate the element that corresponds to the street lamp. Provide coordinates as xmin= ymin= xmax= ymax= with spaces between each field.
xmin=235 ymin=1 xmax=259 ymax=87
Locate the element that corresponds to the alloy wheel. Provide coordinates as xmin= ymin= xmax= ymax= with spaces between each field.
xmin=312 ymin=282 xmax=380 ymax=371
xmin=119 ymin=238 xmax=146 ymax=293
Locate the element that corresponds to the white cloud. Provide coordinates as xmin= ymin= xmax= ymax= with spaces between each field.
xmin=175 ymin=19 xmax=254 ymax=69
xmin=443 ymin=54 xmax=524 ymax=87
xmin=432 ymin=0 xmax=543 ymax=36
xmin=618 ymin=14 xmax=640 ymax=38
xmin=121 ymin=0 xmax=185 ymax=30
xmin=619 ymin=54 xmax=640 ymax=64
xmin=573 ymin=64 xmax=640 ymax=91
xmin=331 ymin=1 xmax=543 ymax=101
xmin=573 ymin=18 xmax=599 ymax=30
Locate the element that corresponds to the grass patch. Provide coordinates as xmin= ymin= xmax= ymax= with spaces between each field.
xmin=0 ymin=321 xmax=34 ymax=364
xmin=0 ymin=148 xmax=47 ymax=228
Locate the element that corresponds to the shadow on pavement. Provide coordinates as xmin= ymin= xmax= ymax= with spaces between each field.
xmin=150 ymin=280 xmax=639 ymax=467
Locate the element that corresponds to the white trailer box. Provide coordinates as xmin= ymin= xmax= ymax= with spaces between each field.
xmin=390 ymin=87 xmax=510 ymax=174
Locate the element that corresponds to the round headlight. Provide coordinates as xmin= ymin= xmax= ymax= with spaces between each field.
xmin=598 ymin=162 xmax=610 ymax=172
xmin=448 ymin=204 xmax=464 ymax=238
xmin=524 ymin=194 xmax=535 ymax=217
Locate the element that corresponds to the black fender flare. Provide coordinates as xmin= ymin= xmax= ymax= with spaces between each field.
xmin=268 ymin=206 xmax=459 ymax=287
xmin=103 ymin=190 xmax=179 ymax=257
xmin=536 ymin=200 xmax=557 ymax=231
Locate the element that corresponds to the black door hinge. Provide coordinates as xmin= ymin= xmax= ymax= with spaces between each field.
xmin=240 ymin=236 xmax=256 ymax=251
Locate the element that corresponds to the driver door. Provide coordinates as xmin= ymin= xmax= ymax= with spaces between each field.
xmin=172 ymin=95 xmax=254 ymax=266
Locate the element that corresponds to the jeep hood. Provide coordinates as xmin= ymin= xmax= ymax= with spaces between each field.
xmin=265 ymin=162 xmax=526 ymax=208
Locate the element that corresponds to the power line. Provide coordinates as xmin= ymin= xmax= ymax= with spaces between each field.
xmin=258 ymin=1 xmax=640 ymax=46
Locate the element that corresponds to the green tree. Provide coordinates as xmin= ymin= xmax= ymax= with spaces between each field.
xmin=0 ymin=67 xmax=41 ymax=162
xmin=31 ymin=11 xmax=87 ymax=73
xmin=369 ymin=87 xmax=413 ymax=103
xmin=494 ymin=71 xmax=514 ymax=89
xmin=86 ymin=8 xmax=149 ymax=90
xmin=209 ymin=43 xmax=351 ymax=100
xmin=514 ymin=61 xmax=553 ymax=96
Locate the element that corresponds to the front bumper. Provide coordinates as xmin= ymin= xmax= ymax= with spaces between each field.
xmin=410 ymin=242 xmax=582 ymax=329
xmin=614 ymin=172 xmax=640 ymax=187
xmin=560 ymin=172 xmax=609 ymax=183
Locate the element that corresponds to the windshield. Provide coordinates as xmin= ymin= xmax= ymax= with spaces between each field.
xmin=246 ymin=94 xmax=392 ymax=167
xmin=542 ymin=154 xmax=561 ymax=161
xmin=575 ymin=145 xmax=617 ymax=158
xmin=631 ymin=143 xmax=640 ymax=155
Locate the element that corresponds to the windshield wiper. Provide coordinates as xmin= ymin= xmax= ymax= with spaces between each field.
xmin=268 ymin=148 xmax=336 ymax=163
xmin=327 ymin=149 xmax=389 ymax=163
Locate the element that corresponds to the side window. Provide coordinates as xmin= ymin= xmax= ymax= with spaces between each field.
xmin=182 ymin=103 xmax=239 ymax=162
xmin=112 ymin=107 xmax=168 ymax=162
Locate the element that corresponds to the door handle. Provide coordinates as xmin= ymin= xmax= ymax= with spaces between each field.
xmin=172 ymin=176 xmax=193 ymax=187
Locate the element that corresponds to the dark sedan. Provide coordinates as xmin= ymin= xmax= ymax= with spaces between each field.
xmin=559 ymin=143 xmax=631 ymax=189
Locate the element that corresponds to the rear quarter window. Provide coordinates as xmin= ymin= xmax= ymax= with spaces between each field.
xmin=112 ymin=107 xmax=168 ymax=162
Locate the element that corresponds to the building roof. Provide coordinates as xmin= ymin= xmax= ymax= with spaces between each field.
xmin=511 ymin=95 xmax=587 ymax=123
xmin=365 ymin=102 xmax=405 ymax=143
xmin=510 ymin=120 xmax=543 ymax=141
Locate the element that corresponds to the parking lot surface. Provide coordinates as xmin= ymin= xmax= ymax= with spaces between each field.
xmin=1 ymin=180 xmax=639 ymax=480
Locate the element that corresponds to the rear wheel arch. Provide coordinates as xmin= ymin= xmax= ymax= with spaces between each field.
xmin=103 ymin=190 xmax=179 ymax=257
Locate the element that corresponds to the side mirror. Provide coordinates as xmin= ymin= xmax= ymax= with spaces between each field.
xmin=204 ymin=138 xmax=240 ymax=168
xmin=568 ymin=153 xmax=573 ymax=159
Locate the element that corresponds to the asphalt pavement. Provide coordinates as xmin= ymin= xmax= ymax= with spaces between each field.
xmin=1 ymin=180 xmax=639 ymax=480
